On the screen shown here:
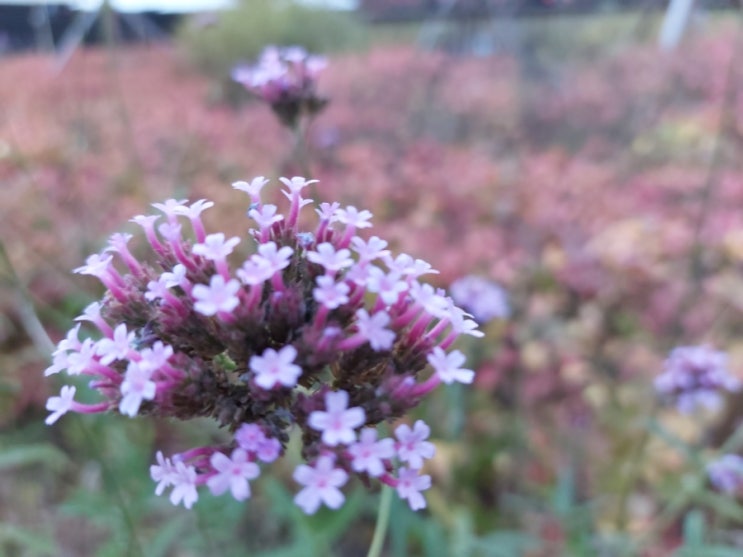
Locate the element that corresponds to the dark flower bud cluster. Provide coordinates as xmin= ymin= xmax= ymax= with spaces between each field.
xmin=44 ymin=176 xmax=481 ymax=513
xmin=232 ymin=46 xmax=329 ymax=129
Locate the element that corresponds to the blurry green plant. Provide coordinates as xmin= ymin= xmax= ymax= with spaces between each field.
xmin=176 ymin=0 xmax=367 ymax=88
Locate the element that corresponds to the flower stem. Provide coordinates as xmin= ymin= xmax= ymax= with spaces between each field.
xmin=366 ymin=485 xmax=393 ymax=557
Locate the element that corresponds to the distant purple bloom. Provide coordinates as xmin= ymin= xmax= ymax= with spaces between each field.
xmin=655 ymin=345 xmax=740 ymax=413
xmin=449 ymin=275 xmax=509 ymax=323
xmin=708 ymin=454 xmax=743 ymax=494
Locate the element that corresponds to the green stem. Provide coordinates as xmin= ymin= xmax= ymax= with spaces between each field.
xmin=367 ymin=485 xmax=393 ymax=557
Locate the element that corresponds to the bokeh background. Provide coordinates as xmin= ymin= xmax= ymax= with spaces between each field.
xmin=2 ymin=0 xmax=743 ymax=555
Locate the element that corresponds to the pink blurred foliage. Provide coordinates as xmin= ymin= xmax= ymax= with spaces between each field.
xmin=2 ymin=29 xmax=743 ymax=535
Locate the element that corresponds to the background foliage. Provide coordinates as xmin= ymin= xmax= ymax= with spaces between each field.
xmin=2 ymin=3 xmax=743 ymax=555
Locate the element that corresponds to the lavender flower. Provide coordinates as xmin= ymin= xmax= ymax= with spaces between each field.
xmin=708 ymin=454 xmax=743 ymax=494
xmin=449 ymin=275 xmax=509 ymax=324
xmin=44 ymin=176 xmax=482 ymax=513
xmin=655 ymin=345 xmax=740 ymax=413
xmin=232 ymin=46 xmax=328 ymax=129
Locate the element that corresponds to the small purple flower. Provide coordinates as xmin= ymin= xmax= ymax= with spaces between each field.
xmin=207 ymin=449 xmax=260 ymax=501
xmin=293 ymin=455 xmax=348 ymax=514
xmin=351 ymin=236 xmax=390 ymax=263
xmin=232 ymin=46 xmax=328 ymax=129
xmin=280 ymin=176 xmax=318 ymax=195
xmin=449 ymin=275 xmax=509 ymax=323
xmin=152 ymin=198 xmax=189 ymax=221
xmin=169 ymin=461 xmax=199 ymax=509
xmin=151 ymin=451 xmax=177 ymax=495
xmin=192 ymin=275 xmax=241 ymax=316
xmin=139 ymin=342 xmax=174 ymax=373
xmin=73 ymin=252 xmax=114 ymax=278
xmin=655 ymin=345 xmax=740 ymax=413
xmin=65 ymin=338 xmax=98 ymax=376
xmin=366 ymin=267 xmax=407 ymax=306
xmin=96 ymin=323 xmax=135 ymax=365
xmin=234 ymin=424 xmax=281 ymax=462
xmin=427 ymin=347 xmax=474 ymax=385
xmin=249 ymin=204 xmax=284 ymax=231
xmin=354 ymin=309 xmax=395 ymax=351
xmin=233 ymin=176 xmax=270 ymax=203
xmin=120 ymin=361 xmax=157 ymax=417
xmin=335 ymin=206 xmax=373 ymax=229
xmin=708 ymin=454 xmax=743 ymax=494
xmin=308 ymin=390 xmax=366 ymax=446
xmin=254 ymin=242 xmax=294 ymax=275
xmin=307 ymin=243 xmax=353 ymax=273
xmin=250 ymin=345 xmax=303 ymax=389
xmin=237 ymin=258 xmax=274 ymax=286
xmin=348 ymin=428 xmax=395 ymax=477
xmin=193 ymin=233 xmax=240 ymax=261
xmin=395 ymin=420 xmax=436 ymax=470
xmin=45 ymin=385 xmax=77 ymax=425
xmin=313 ymin=275 xmax=350 ymax=309
xmin=396 ymin=467 xmax=431 ymax=511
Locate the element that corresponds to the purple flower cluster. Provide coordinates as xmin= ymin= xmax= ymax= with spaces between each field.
xmin=232 ymin=46 xmax=328 ymax=128
xmin=44 ymin=176 xmax=481 ymax=513
xmin=448 ymin=275 xmax=509 ymax=324
xmin=654 ymin=345 xmax=740 ymax=414
xmin=708 ymin=454 xmax=743 ymax=495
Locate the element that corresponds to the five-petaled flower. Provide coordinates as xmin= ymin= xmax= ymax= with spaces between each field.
xmin=308 ymin=390 xmax=366 ymax=446
xmin=250 ymin=345 xmax=303 ymax=389
xmin=293 ymin=455 xmax=348 ymax=514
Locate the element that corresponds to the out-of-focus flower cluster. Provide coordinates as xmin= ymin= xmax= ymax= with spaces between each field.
xmin=654 ymin=345 xmax=740 ymax=414
xmin=44 ymin=176 xmax=481 ymax=513
xmin=449 ymin=275 xmax=509 ymax=324
xmin=232 ymin=46 xmax=328 ymax=128
xmin=708 ymin=454 xmax=743 ymax=495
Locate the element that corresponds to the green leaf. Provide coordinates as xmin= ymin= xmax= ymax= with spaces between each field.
xmin=0 ymin=443 xmax=68 ymax=471
xmin=146 ymin=514 xmax=189 ymax=557
xmin=694 ymin=490 xmax=743 ymax=522
xmin=474 ymin=531 xmax=539 ymax=557
xmin=675 ymin=546 xmax=743 ymax=557
xmin=681 ymin=509 xmax=705 ymax=547
xmin=0 ymin=523 xmax=56 ymax=556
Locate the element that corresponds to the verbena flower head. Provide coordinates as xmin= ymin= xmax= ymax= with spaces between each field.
xmin=44 ymin=176 xmax=482 ymax=514
xmin=708 ymin=454 xmax=743 ymax=495
xmin=232 ymin=46 xmax=328 ymax=129
xmin=655 ymin=345 xmax=740 ymax=414
xmin=449 ymin=275 xmax=509 ymax=324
